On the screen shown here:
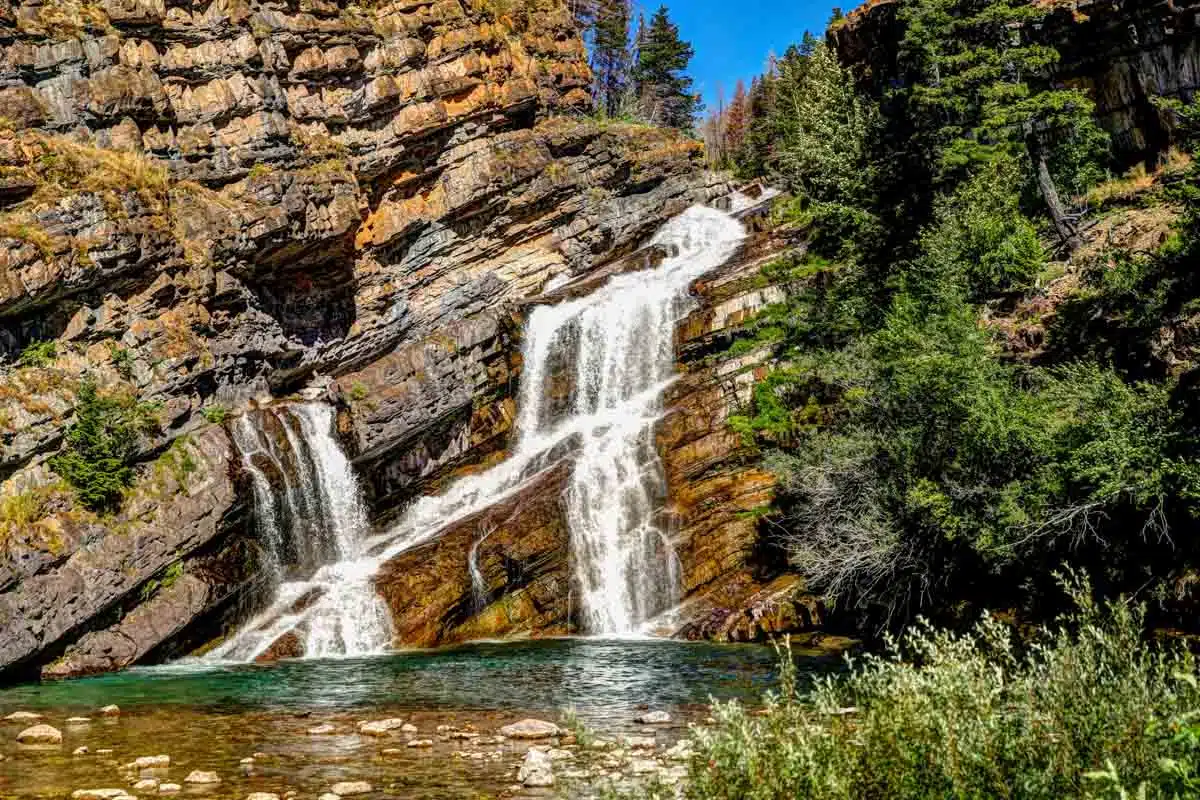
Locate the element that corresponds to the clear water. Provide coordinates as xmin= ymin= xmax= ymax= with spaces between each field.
xmin=0 ymin=641 xmax=834 ymax=799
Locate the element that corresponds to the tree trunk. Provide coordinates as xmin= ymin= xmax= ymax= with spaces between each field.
xmin=1027 ymin=134 xmax=1082 ymax=252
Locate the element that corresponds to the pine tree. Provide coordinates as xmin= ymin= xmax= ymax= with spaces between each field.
xmin=633 ymin=5 xmax=701 ymax=130
xmin=590 ymin=0 xmax=632 ymax=118
xmin=898 ymin=0 xmax=1108 ymax=250
xmin=724 ymin=80 xmax=749 ymax=166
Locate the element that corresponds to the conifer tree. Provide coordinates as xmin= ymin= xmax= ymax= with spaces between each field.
xmin=633 ymin=5 xmax=701 ymax=130
xmin=590 ymin=0 xmax=632 ymax=118
xmin=724 ymin=80 xmax=749 ymax=164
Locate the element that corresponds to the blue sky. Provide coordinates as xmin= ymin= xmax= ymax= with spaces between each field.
xmin=642 ymin=1 xmax=840 ymax=112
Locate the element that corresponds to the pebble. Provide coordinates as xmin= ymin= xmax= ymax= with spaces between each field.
xmin=400 ymin=723 xmax=417 ymax=733
xmin=381 ymin=748 xmax=402 ymax=755
xmin=307 ymin=723 xmax=337 ymax=735
xmin=16 ymin=724 xmax=62 ymax=744
xmin=239 ymin=757 xmax=255 ymax=764
xmin=329 ymin=781 xmax=372 ymax=796
xmin=99 ymin=705 xmax=121 ymax=717
xmin=253 ymin=752 xmax=268 ymax=759
xmin=133 ymin=779 xmax=159 ymax=791
xmin=629 ymin=758 xmax=659 ymax=775
xmin=358 ymin=718 xmax=406 ymax=736
xmin=3 ymin=711 xmax=43 ymax=722
xmin=623 ymin=736 xmax=656 ymax=750
xmin=66 ymin=717 xmax=92 ymax=725
xmin=97 ymin=749 xmax=114 ymax=755
xmin=499 ymin=719 xmax=560 ymax=739
xmin=407 ymin=739 xmax=433 ymax=748
xmin=132 ymin=755 xmax=170 ymax=769
xmin=547 ymin=748 xmax=575 ymax=761
xmin=245 ymin=794 xmax=280 ymax=800
xmin=183 ymin=770 xmax=221 ymax=785
xmin=73 ymin=746 xmax=90 ymax=756
xmin=634 ymin=710 xmax=671 ymax=725
xmin=319 ymin=795 xmax=340 ymax=800
xmin=71 ymin=790 xmax=129 ymax=800
xmin=518 ymin=748 xmax=555 ymax=787
xmin=158 ymin=785 xmax=181 ymax=794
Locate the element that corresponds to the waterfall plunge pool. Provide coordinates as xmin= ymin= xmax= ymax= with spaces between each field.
xmin=0 ymin=639 xmax=841 ymax=798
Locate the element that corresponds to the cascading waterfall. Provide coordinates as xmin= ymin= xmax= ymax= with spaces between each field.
xmin=214 ymin=204 xmax=746 ymax=658
xmin=209 ymin=404 xmax=392 ymax=661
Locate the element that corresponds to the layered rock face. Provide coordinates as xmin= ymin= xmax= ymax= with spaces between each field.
xmin=831 ymin=0 xmax=1200 ymax=167
xmin=0 ymin=0 xmax=732 ymax=679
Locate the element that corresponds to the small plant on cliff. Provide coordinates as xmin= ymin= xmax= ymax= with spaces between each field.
xmin=108 ymin=342 xmax=134 ymax=380
xmin=50 ymin=378 xmax=147 ymax=513
xmin=18 ymin=340 xmax=57 ymax=368
xmin=200 ymin=404 xmax=229 ymax=424
xmin=349 ymin=382 xmax=369 ymax=402
xmin=687 ymin=573 xmax=1200 ymax=800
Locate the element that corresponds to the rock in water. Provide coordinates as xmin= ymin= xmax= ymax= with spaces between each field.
xmin=71 ymin=791 xmax=130 ymax=800
xmin=16 ymin=724 xmax=62 ymax=744
xmin=158 ymin=785 xmax=181 ymax=794
xmin=4 ymin=711 xmax=43 ymax=722
xmin=132 ymin=780 xmax=159 ymax=791
xmin=246 ymin=794 xmax=280 ymax=800
xmin=307 ymin=723 xmax=337 ymax=735
xmin=99 ymin=705 xmax=121 ymax=717
xmin=183 ymin=771 xmax=220 ymax=785
xmin=519 ymin=749 xmax=555 ymax=787
xmin=132 ymin=755 xmax=170 ymax=769
xmin=330 ymin=782 xmax=372 ymax=796
xmin=357 ymin=719 xmax=406 ymax=736
xmin=635 ymin=710 xmax=671 ymax=724
xmin=499 ymin=719 xmax=560 ymax=739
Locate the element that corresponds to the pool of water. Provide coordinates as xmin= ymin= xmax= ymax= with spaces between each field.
xmin=0 ymin=639 xmax=836 ymax=799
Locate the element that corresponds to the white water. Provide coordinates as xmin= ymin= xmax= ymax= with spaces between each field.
xmin=215 ymin=204 xmax=746 ymax=657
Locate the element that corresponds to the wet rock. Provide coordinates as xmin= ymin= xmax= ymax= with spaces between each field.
xmin=71 ymin=791 xmax=129 ymax=800
xmin=307 ymin=723 xmax=337 ymax=735
xmin=100 ymin=705 xmax=121 ymax=717
xmin=66 ymin=717 xmax=92 ymax=725
xmin=634 ymin=710 xmax=671 ymax=724
xmin=3 ymin=711 xmax=43 ymax=722
xmin=245 ymin=794 xmax=280 ymax=800
xmin=357 ymin=718 xmax=405 ymax=736
xmin=401 ymin=723 xmax=417 ymax=733
xmin=183 ymin=771 xmax=220 ymax=785
xmin=17 ymin=724 xmax=62 ymax=744
xmin=73 ymin=746 xmax=90 ymax=755
xmin=133 ymin=779 xmax=159 ymax=791
xmin=330 ymin=782 xmax=372 ymax=796
xmin=407 ymin=739 xmax=433 ymax=748
xmin=132 ymin=755 xmax=170 ymax=769
xmin=499 ymin=719 xmax=560 ymax=739
xmin=519 ymin=748 xmax=555 ymax=787
xmin=158 ymin=785 xmax=181 ymax=794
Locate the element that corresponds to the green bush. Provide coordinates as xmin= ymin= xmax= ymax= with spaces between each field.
xmin=688 ymin=575 xmax=1200 ymax=800
xmin=18 ymin=339 xmax=57 ymax=368
xmin=50 ymin=378 xmax=155 ymax=512
xmin=200 ymin=404 xmax=229 ymax=424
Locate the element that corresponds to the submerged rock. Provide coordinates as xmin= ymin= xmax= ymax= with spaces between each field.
xmin=71 ymin=791 xmax=129 ymax=800
xmin=99 ymin=705 xmax=121 ymax=717
xmin=16 ymin=724 xmax=62 ymax=744
xmin=519 ymin=749 xmax=555 ymax=787
xmin=245 ymin=794 xmax=280 ymax=800
xmin=4 ymin=711 xmax=43 ymax=722
xmin=158 ymin=785 xmax=181 ymax=794
xmin=330 ymin=782 xmax=372 ymax=796
xmin=183 ymin=771 xmax=220 ymax=785
xmin=133 ymin=780 xmax=159 ymax=791
xmin=307 ymin=723 xmax=337 ymax=735
xmin=499 ymin=719 xmax=560 ymax=739
xmin=131 ymin=755 xmax=170 ymax=769
xmin=358 ymin=719 xmax=405 ymax=736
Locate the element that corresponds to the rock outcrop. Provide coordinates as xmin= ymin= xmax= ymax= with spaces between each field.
xmin=0 ymin=0 xmax=736 ymax=678
xmin=831 ymin=0 xmax=1200 ymax=167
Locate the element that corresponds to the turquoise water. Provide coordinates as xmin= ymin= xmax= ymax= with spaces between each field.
xmin=0 ymin=639 xmax=816 ymax=716
xmin=0 ymin=640 xmax=837 ymax=799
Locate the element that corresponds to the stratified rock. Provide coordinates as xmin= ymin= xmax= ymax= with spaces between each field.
xmin=518 ymin=749 xmax=555 ymax=787
xmin=16 ymin=724 xmax=62 ymax=744
xmin=329 ymin=782 xmax=372 ymax=796
xmin=499 ymin=719 xmax=560 ymax=739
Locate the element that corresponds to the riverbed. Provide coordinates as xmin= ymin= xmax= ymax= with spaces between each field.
xmin=0 ymin=639 xmax=837 ymax=799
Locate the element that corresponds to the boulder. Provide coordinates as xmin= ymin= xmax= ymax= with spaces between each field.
xmin=16 ymin=724 xmax=62 ymax=744
xmin=498 ymin=718 xmax=560 ymax=739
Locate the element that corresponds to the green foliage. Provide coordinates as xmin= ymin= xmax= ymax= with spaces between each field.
xmin=108 ymin=342 xmax=134 ymax=380
xmin=19 ymin=340 xmax=57 ymax=368
xmin=349 ymin=382 xmax=369 ymax=402
xmin=633 ymin=5 xmax=701 ymax=130
xmin=200 ymin=404 xmax=229 ymax=424
xmin=50 ymin=378 xmax=156 ymax=513
xmin=139 ymin=559 xmax=185 ymax=602
xmin=689 ymin=575 xmax=1200 ymax=800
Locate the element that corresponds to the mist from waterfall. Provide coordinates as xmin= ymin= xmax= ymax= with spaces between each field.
xmin=213 ymin=204 xmax=746 ymax=659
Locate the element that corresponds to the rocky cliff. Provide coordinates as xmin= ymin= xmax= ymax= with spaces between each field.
xmin=831 ymin=0 xmax=1200 ymax=167
xmin=0 ymin=0 xmax=751 ymax=680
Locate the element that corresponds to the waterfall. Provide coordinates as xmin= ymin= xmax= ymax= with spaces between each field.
xmin=214 ymin=204 xmax=746 ymax=658
xmin=209 ymin=404 xmax=393 ymax=661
